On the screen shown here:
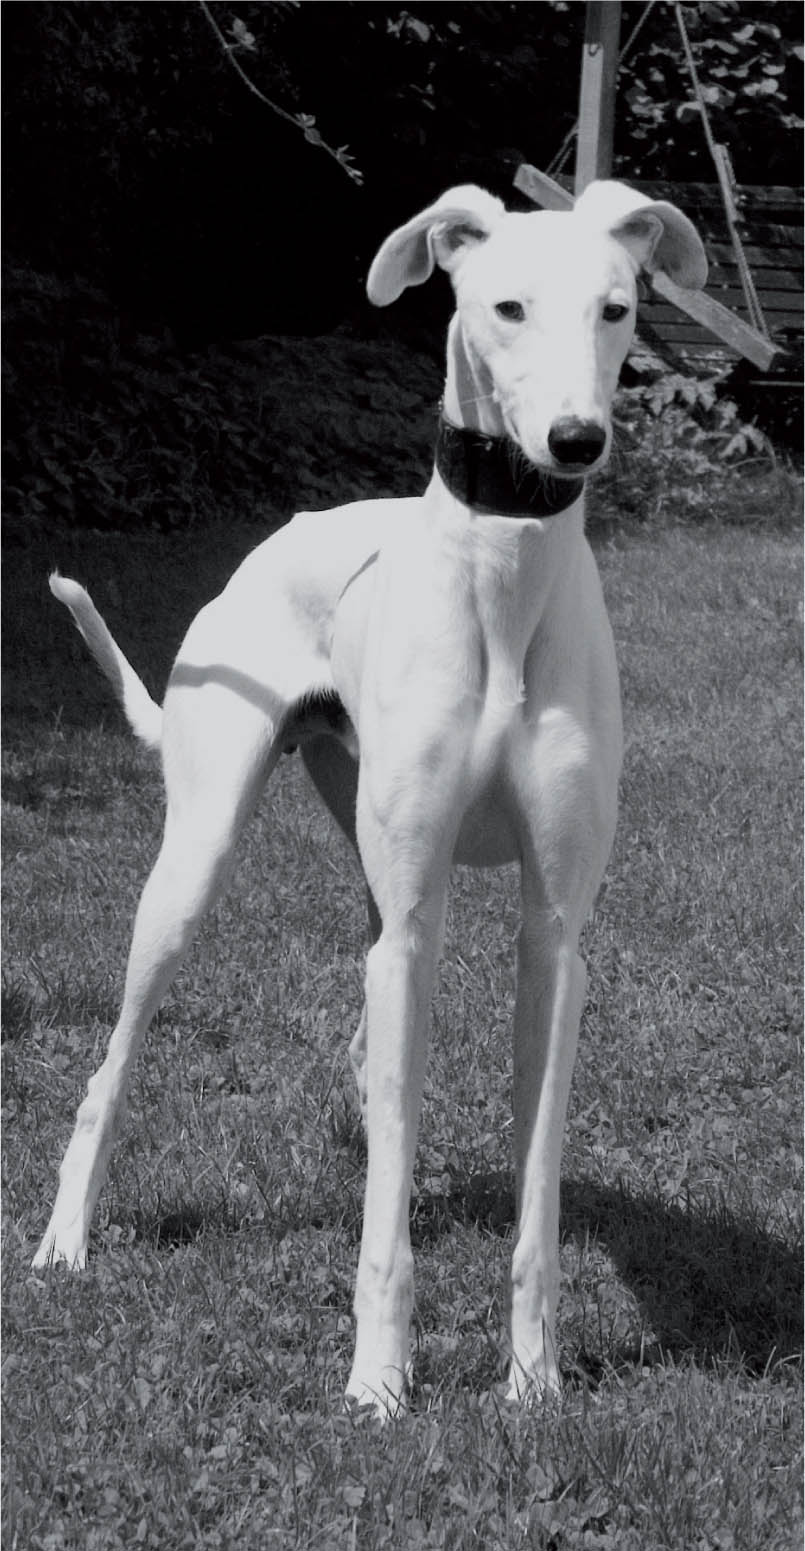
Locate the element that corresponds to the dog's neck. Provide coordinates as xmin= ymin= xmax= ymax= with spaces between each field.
xmin=434 ymin=421 xmax=584 ymax=519
xmin=438 ymin=316 xmax=584 ymax=520
xmin=441 ymin=314 xmax=499 ymax=437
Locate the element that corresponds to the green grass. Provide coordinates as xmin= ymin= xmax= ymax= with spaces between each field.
xmin=2 ymin=517 xmax=802 ymax=1550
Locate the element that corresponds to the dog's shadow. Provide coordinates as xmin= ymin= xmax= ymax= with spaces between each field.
xmin=141 ymin=1154 xmax=800 ymax=1379
xmin=411 ymin=1169 xmax=803 ymax=1376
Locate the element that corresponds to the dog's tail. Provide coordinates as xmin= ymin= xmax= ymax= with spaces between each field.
xmin=49 ymin=574 xmax=163 ymax=751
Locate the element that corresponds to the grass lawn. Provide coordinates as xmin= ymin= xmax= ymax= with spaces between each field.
xmin=2 ymin=511 xmax=802 ymax=1550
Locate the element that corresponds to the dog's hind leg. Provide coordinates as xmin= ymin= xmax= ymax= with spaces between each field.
xmin=32 ymin=686 xmax=283 ymax=1270
xmin=300 ymin=735 xmax=380 ymax=1119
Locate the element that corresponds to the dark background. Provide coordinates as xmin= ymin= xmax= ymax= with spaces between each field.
xmin=4 ymin=1 xmax=802 ymax=341
xmin=2 ymin=1 xmax=801 ymax=547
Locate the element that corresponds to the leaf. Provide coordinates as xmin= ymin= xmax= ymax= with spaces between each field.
xmin=407 ymin=18 xmax=431 ymax=43
xmin=342 ymin=1482 xmax=366 ymax=1508
xmin=134 ymin=1376 xmax=152 ymax=1409
xmin=231 ymin=18 xmax=257 ymax=52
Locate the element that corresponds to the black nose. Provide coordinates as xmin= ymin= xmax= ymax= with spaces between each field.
xmin=547 ymin=417 xmax=607 ymax=467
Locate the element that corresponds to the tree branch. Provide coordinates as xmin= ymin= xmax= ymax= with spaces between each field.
xmin=198 ymin=1 xmax=362 ymax=183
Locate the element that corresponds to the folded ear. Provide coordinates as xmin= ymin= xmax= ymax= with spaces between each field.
xmin=367 ymin=185 xmax=506 ymax=307
xmin=574 ymin=179 xmax=708 ymax=290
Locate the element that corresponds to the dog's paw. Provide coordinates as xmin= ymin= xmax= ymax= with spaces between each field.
xmin=502 ymin=1363 xmax=562 ymax=1407
xmin=345 ymin=1361 xmax=411 ymax=1423
xmin=31 ymin=1230 xmax=87 ymax=1272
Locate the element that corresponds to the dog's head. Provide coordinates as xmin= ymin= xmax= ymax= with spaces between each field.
xmin=367 ymin=181 xmax=707 ymax=477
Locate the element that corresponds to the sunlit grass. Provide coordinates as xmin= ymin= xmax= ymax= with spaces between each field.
xmin=3 ymin=517 xmax=802 ymax=1549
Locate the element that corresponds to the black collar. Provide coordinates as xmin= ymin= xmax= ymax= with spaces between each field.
xmin=435 ymin=418 xmax=584 ymax=518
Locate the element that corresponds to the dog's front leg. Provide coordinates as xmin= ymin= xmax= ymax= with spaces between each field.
xmin=344 ymin=719 xmax=462 ymax=1416
xmin=346 ymin=881 xmax=447 ymax=1417
xmin=506 ymin=901 xmax=587 ymax=1400
xmin=332 ymin=519 xmax=475 ymax=1416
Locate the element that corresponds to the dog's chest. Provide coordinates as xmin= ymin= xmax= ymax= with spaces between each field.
xmin=332 ymin=511 xmax=578 ymax=747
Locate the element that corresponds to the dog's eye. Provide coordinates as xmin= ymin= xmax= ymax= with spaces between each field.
xmin=602 ymin=302 xmax=629 ymax=323
xmin=495 ymin=300 xmax=526 ymax=322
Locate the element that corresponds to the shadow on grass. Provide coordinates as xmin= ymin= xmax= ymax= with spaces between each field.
xmin=99 ymin=1149 xmax=801 ymax=1380
xmin=120 ymin=1152 xmax=802 ymax=1377
xmin=126 ymin=1158 xmax=803 ymax=1377
xmin=411 ymin=1169 xmax=803 ymax=1376
xmin=151 ymin=1206 xmax=237 ymax=1250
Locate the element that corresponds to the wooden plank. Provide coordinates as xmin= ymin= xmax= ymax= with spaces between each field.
xmin=523 ymin=171 xmax=803 ymax=218
xmin=514 ymin=163 xmax=781 ymax=368
xmin=650 ymin=272 xmax=780 ymax=368
xmin=645 ymin=292 xmax=801 ymax=318
xmin=681 ymin=220 xmax=802 ymax=247
xmin=630 ymin=180 xmax=803 ymax=204
xmin=647 ymin=342 xmax=733 ymax=358
xmin=707 ymin=264 xmax=803 ymax=289
xmin=746 ymin=223 xmax=804 ymax=244
xmin=733 ymin=187 xmax=804 ymax=206
xmin=694 ymin=291 xmax=800 ymax=314
xmin=575 ymin=1 xmax=620 ymax=192
xmin=760 ymin=313 xmax=802 ymax=330
xmin=708 ymin=242 xmax=803 ymax=270
xmin=643 ymin=321 xmax=800 ymax=343
xmin=740 ymin=270 xmax=802 ymax=291
xmin=639 ymin=323 xmax=797 ymax=353
xmin=515 ymin=164 xmax=573 ymax=212
xmin=641 ymin=318 xmax=799 ymax=346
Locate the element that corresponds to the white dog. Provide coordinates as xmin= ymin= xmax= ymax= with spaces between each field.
xmin=34 ymin=179 xmax=706 ymax=1416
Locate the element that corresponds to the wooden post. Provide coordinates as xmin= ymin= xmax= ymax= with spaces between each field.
xmin=575 ymin=1 xmax=621 ymax=194
xmin=513 ymin=0 xmax=780 ymax=370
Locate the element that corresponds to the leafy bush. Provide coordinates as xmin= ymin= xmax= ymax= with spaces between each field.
xmin=592 ymin=360 xmax=801 ymax=528
xmin=4 ymin=259 xmax=800 ymax=542
xmin=2 ymin=263 xmax=442 ymax=538
xmin=623 ymin=368 xmax=772 ymax=462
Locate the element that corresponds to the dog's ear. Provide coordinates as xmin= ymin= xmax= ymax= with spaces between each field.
xmin=367 ymin=186 xmax=505 ymax=307
xmin=574 ymin=180 xmax=708 ymax=290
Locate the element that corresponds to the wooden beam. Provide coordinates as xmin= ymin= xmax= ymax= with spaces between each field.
xmin=650 ymin=272 xmax=779 ymax=369
xmin=514 ymin=164 xmax=574 ymax=213
xmin=513 ymin=163 xmax=780 ymax=370
xmin=575 ymin=1 xmax=621 ymax=194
